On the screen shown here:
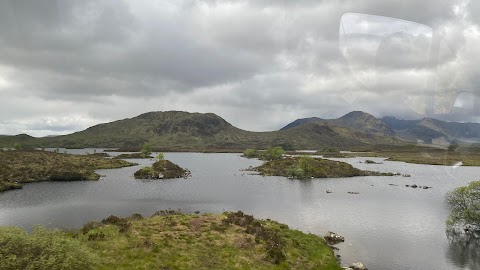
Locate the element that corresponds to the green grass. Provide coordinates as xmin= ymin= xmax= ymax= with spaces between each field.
xmin=72 ymin=212 xmax=342 ymax=270
xmin=0 ymin=150 xmax=136 ymax=192
xmin=0 ymin=226 xmax=98 ymax=270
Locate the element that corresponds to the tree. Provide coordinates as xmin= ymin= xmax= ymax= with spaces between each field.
xmin=263 ymin=146 xmax=285 ymax=161
xmin=156 ymin=152 xmax=165 ymax=160
xmin=13 ymin=143 xmax=22 ymax=150
xmin=243 ymin=148 xmax=257 ymax=158
xmin=298 ymin=156 xmax=314 ymax=175
xmin=141 ymin=143 xmax=152 ymax=158
xmin=445 ymin=181 xmax=480 ymax=234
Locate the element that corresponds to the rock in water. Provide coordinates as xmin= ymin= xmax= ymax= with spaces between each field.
xmin=351 ymin=262 xmax=368 ymax=270
xmin=324 ymin=231 xmax=345 ymax=244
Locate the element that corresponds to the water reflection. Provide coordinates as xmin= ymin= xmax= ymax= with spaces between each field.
xmin=298 ymin=178 xmax=314 ymax=202
xmin=446 ymin=232 xmax=480 ymax=270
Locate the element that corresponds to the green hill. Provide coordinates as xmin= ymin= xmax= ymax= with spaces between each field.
xmin=0 ymin=111 xmax=400 ymax=150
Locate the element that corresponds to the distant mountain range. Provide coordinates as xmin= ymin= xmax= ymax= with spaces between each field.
xmin=280 ymin=112 xmax=480 ymax=146
xmin=281 ymin=111 xmax=395 ymax=138
xmin=381 ymin=116 xmax=480 ymax=144
xmin=0 ymin=111 xmax=478 ymax=150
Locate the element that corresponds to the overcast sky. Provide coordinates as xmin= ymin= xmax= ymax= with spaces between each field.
xmin=0 ymin=0 xmax=479 ymax=136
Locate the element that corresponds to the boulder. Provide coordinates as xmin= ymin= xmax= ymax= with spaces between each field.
xmin=324 ymin=231 xmax=345 ymax=244
xmin=351 ymin=262 xmax=368 ymax=270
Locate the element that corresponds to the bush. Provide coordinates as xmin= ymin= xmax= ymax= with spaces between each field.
xmin=261 ymin=147 xmax=285 ymax=161
xmin=0 ymin=226 xmax=97 ymax=270
xmin=243 ymin=148 xmax=257 ymax=158
xmin=222 ymin=211 xmax=286 ymax=265
xmin=101 ymin=215 xmax=131 ymax=233
xmin=446 ymin=181 xmax=480 ymax=234
xmin=81 ymin=221 xmax=104 ymax=234
xmin=13 ymin=143 xmax=22 ymax=150
xmin=141 ymin=143 xmax=152 ymax=158
xmin=298 ymin=156 xmax=314 ymax=174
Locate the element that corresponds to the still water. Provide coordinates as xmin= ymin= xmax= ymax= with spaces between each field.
xmin=0 ymin=152 xmax=478 ymax=270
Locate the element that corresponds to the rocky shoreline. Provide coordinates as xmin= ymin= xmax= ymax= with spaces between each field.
xmin=324 ymin=231 xmax=369 ymax=270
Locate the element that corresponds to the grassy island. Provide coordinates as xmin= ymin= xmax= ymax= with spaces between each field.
xmin=335 ymin=145 xmax=480 ymax=166
xmin=253 ymin=156 xmax=394 ymax=179
xmin=0 ymin=150 xmax=136 ymax=192
xmin=134 ymin=160 xmax=190 ymax=179
xmin=114 ymin=153 xmax=153 ymax=159
xmin=89 ymin=152 xmax=111 ymax=157
xmin=0 ymin=212 xmax=342 ymax=270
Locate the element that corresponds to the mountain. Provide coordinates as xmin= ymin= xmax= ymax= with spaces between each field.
xmin=280 ymin=117 xmax=323 ymax=130
xmin=281 ymin=111 xmax=395 ymax=138
xmin=0 ymin=111 xmax=399 ymax=150
xmin=329 ymin=111 xmax=395 ymax=137
xmin=382 ymin=116 xmax=480 ymax=145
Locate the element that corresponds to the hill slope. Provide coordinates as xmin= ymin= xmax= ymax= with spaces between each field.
xmin=0 ymin=111 xmax=394 ymax=150
xmin=330 ymin=111 xmax=395 ymax=137
xmin=280 ymin=117 xmax=322 ymax=130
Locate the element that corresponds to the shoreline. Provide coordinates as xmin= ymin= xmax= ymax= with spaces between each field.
xmin=0 ymin=211 xmax=344 ymax=269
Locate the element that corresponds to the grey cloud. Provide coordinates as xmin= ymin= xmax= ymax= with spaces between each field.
xmin=468 ymin=0 xmax=480 ymax=25
xmin=0 ymin=0 xmax=478 ymax=136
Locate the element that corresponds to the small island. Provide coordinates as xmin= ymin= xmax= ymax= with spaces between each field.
xmin=252 ymin=156 xmax=394 ymax=179
xmin=114 ymin=153 xmax=154 ymax=159
xmin=0 ymin=150 xmax=136 ymax=192
xmin=0 ymin=211 xmax=343 ymax=270
xmin=134 ymin=160 xmax=190 ymax=179
xmin=114 ymin=143 xmax=154 ymax=159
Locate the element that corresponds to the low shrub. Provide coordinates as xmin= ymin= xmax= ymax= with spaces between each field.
xmin=0 ymin=226 xmax=97 ymax=270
